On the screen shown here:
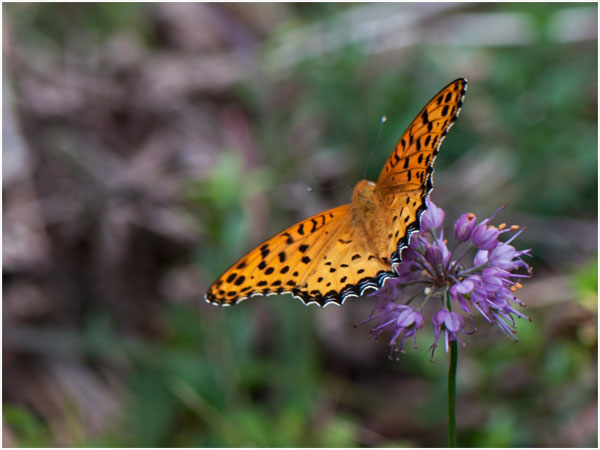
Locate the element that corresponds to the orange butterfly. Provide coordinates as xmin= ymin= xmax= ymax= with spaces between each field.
xmin=206 ymin=78 xmax=467 ymax=307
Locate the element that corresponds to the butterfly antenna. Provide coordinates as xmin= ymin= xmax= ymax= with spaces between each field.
xmin=305 ymin=183 xmax=352 ymax=193
xmin=362 ymin=115 xmax=387 ymax=180
xmin=306 ymin=116 xmax=386 ymax=193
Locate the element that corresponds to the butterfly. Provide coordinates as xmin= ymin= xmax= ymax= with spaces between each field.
xmin=206 ymin=78 xmax=467 ymax=307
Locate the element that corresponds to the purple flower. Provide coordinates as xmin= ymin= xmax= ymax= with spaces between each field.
xmin=394 ymin=260 xmax=422 ymax=283
xmin=425 ymin=245 xmax=444 ymax=268
xmin=473 ymin=249 xmax=488 ymax=266
xmin=449 ymin=277 xmax=477 ymax=314
xmin=454 ymin=213 xmax=477 ymax=241
xmin=450 ymin=277 xmax=475 ymax=296
xmin=359 ymin=300 xmax=425 ymax=359
xmin=421 ymin=197 xmax=445 ymax=231
xmin=489 ymin=243 xmax=516 ymax=269
xmin=471 ymin=220 xmax=500 ymax=250
xmin=359 ymin=198 xmax=531 ymax=360
xmin=489 ymin=240 xmax=530 ymax=271
xmin=430 ymin=310 xmax=466 ymax=359
xmin=481 ymin=267 xmax=505 ymax=295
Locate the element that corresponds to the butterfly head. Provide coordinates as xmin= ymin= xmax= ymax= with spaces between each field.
xmin=352 ymin=180 xmax=377 ymax=208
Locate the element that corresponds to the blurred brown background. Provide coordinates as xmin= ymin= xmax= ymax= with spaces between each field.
xmin=3 ymin=3 xmax=597 ymax=447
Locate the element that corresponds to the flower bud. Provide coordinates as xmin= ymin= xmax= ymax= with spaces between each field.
xmin=425 ymin=246 xmax=443 ymax=267
xmin=454 ymin=213 xmax=477 ymax=241
xmin=420 ymin=198 xmax=445 ymax=231
xmin=471 ymin=220 xmax=500 ymax=250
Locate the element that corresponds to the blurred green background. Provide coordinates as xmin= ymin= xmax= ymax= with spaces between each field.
xmin=3 ymin=3 xmax=597 ymax=447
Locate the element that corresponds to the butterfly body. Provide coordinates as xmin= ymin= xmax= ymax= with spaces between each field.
xmin=206 ymin=78 xmax=467 ymax=307
xmin=350 ymin=179 xmax=392 ymax=265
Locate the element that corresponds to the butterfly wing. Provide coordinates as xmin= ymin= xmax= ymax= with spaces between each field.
xmin=375 ymin=78 xmax=467 ymax=266
xmin=205 ymin=204 xmax=395 ymax=307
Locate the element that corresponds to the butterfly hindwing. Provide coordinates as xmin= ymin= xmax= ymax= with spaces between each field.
xmin=298 ymin=216 xmax=395 ymax=306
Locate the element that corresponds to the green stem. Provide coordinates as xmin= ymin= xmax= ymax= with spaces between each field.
xmin=446 ymin=289 xmax=457 ymax=447
xmin=448 ymin=338 xmax=457 ymax=447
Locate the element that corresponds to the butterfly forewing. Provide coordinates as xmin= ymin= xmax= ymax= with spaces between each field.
xmin=206 ymin=205 xmax=348 ymax=306
xmin=375 ymin=78 xmax=467 ymax=266
xmin=377 ymin=78 xmax=467 ymax=188
xmin=206 ymin=205 xmax=347 ymax=305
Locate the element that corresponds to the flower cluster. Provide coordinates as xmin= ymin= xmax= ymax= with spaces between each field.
xmin=359 ymin=199 xmax=532 ymax=360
